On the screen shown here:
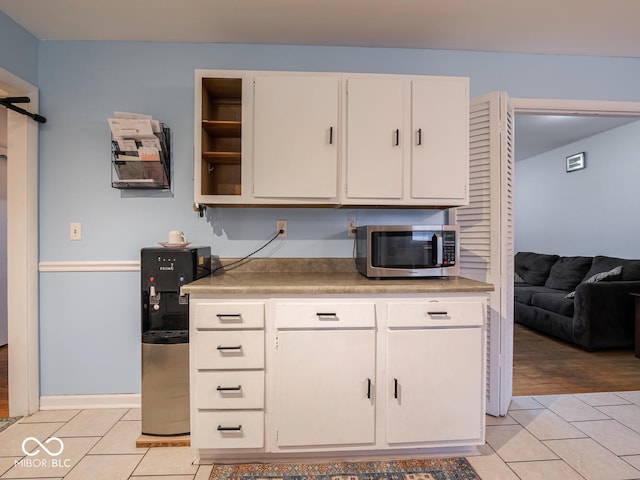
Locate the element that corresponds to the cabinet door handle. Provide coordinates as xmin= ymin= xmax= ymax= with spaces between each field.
xmin=216 ymin=385 xmax=242 ymax=392
xmin=217 ymin=425 xmax=242 ymax=431
xmin=367 ymin=378 xmax=372 ymax=399
xmin=394 ymin=129 xmax=400 ymax=146
xmin=216 ymin=313 xmax=242 ymax=321
xmin=329 ymin=126 xmax=334 ymax=145
xmin=417 ymin=128 xmax=422 ymax=146
xmin=217 ymin=345 xmax=242 ymax=350
xmin=394 ymin=378 xmax=399 ymax=399
xmin=316 ymin=312 xmax=338 ymax=320
xmin=427 ymin=311 xmax=449 ymax=318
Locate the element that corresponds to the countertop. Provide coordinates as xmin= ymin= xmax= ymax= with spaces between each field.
xmin=182 ymin=258 xmax=494 ymax=296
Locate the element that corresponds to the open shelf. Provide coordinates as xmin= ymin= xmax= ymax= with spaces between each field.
xmin=201 ymin=78 xmax=242 ymax=196
xmin=202 ymin=120 xmax=241 ymax=137
xmin=202 ymin=152 xmax=241 ymax=164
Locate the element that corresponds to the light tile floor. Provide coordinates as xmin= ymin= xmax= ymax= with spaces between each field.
xmin=0 ymin=391 xmax=639 ymax=479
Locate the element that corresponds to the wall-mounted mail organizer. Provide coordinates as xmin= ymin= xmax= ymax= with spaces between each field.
xmin=110 ymin=118 xmax=171 ymax=190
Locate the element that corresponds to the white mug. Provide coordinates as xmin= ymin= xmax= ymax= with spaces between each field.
xmin=168 ymin=230 xmax=186 ymax=244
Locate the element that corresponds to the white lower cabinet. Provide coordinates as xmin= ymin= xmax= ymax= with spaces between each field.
xmin=387 ymin=328 xmax=484 ymax=444
xmin=190 ymin=295 xmax=485 ymax=461
xmin=194 ymin=410 xmax=265 ymax=449
xmin=190 ymin=301 xmax=266 ymax=451
xmin=274 ymin=302 xmax=376 ymax=448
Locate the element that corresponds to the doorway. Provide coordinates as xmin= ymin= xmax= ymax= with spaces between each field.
xmin=511 ymin=98 xmax=640 ymax=397
xmin=0 ymin=67 xmax=40 ymax=418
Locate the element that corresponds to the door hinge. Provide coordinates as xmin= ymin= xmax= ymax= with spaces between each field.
xmin=275 ymin=428 xmax=279 ymax=442
xmin=275 ymin=336 xmax=278 ymax=349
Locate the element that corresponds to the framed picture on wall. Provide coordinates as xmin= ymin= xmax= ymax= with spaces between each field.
xmin=566 ymin=152 xmax=586 ymax=172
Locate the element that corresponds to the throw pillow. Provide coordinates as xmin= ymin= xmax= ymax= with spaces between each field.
xmin=565 ymin=265 xmax=623 ymax=298
xmin=544 ymin=256 xmax=593 ymax=291
xmin=514 ymin=252 xmax=560 ymax=286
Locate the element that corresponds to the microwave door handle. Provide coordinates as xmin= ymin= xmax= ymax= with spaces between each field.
xmin=432 ymin=233 xmax=443 ymax=266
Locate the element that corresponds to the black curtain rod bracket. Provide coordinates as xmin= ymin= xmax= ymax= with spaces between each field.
xmin=0 ymin=96 xmax=47 ymax=124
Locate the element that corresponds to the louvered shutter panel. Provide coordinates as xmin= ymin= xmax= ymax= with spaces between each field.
xmin=452 ymin=92 xmax=514 ymax=417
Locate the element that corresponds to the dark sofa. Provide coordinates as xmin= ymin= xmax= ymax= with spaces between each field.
xmin=514 ymin=252 xmax=640 ymax=351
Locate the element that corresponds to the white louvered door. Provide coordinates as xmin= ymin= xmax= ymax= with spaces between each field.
xmin=452 ymin=92 xmax=514 ymax=417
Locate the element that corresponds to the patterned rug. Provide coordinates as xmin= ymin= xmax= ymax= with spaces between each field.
xmin=209 ymin=457 xmax=481 ymax=480
xmin=0 ymin=417 xmax=20 ymax=434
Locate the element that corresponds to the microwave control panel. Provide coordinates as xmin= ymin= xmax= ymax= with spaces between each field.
xmin=442 ymin=231 xmax=456 ymax=266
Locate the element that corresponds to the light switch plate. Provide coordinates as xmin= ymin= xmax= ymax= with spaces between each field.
xmin=70 ymin=222 xmax=82 ymax=240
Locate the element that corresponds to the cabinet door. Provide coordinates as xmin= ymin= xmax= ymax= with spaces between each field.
xmin=275 ymin=329 xmax=375 ymax=447
xmin=411 ymin=77 xmax=469 ymax=202
xmin=253 ymin=75 xmax=339 ymax=199
xmin=387 ymin=327 xmax=483 ymax=444
xmin=346 ymin=77 xmax=404 ymax=199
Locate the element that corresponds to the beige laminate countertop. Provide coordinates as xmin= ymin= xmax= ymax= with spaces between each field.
xmin=182 ymin=258 xmax=494 ymax=295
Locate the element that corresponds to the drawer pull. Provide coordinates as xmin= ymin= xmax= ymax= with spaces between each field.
xmin=394 ymin=378 xmax=399 ymax=399
xmin=217 ymin=345 xmax=242 ymax=351
xmin=217 ymin=425 xmax=242 ymax=432
xmin=427 ymin=311 xmax=449 ymax=317
xmin=367 ymin=378 xmax=372 ymax=399
xmin=216 ymin=313 xmax=242 ymax=321
xmin=216 ymin=385 xmax=242 ymax=392
xmin=316 ymin=312 xmax=338 ymax=320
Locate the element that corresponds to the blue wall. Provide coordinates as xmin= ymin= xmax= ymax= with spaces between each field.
xmin=0 ymin=12 xmax=38 ymax=86
xmin=4 ymin=24 xmax=640 ymax=396
xmin=515 ymin=120 xmax=640 ymax=258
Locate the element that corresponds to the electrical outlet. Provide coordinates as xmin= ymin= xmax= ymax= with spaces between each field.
xmin=348 ymin=218 xmax=358 ymax=237
xmin=70 ymin=222 xmax=82 ymax=241
xmin=276 ymin=220 xmax=288 ymax=238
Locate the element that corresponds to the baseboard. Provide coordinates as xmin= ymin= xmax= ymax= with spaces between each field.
xmin=39 ymin=394 xmax=141 ymax=410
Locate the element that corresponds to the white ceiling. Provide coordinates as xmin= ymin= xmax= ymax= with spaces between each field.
xmin=2 ymin=0 xmax=640 ymax=160
xmin=514 ymin=115 xmax=638 ymax=161
xmin=2 ymin=0 xmax=640 ymax=57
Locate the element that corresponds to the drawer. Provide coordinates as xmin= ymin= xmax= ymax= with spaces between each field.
xmin=275 ymin=302 xmax=375 ymax=329
xmin=196 ymin=371 xmax=264 ymax=409
xmin=194 ymin=410 xmax=264 ymax=449
xmin=195 ymin=331 xmax=265 ymax=369
xmin=387 ymin=301 xmax=484 ymax=328
xmin=194 ymin=302 xmax=264 ymax=329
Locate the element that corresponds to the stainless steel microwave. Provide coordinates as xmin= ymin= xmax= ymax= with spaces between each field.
xmin=355 ymin=225 xmax=460 ymax=278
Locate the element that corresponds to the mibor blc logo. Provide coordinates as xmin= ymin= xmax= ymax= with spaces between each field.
xmin=16 ymin=436 xmax=70 ymax=468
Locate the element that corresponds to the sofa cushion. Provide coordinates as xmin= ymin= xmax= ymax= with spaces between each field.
xmin=544 ymin=256 xmax=593 ymax=291
xmin=531 ymin=292 xmax=575 ymax=317
xmin=566 ymin=265 xmax=623 ymax=298
xmin=584 ymin=255 xmax=640 ymax=281
xmin=514 ymin=252 xmax=560 ymax=286
xmin=514 ymin=285 xmax=560 ymax=306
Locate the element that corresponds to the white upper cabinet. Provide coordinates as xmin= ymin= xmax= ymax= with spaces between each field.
xmin=345 ymin=77 xmax=405 ymax=199
xmin=410 ymin=77 xmax=469 ymax=203
xmin=342 ymin=74 xmax=469 ymax=206
xmin=253 ymin=74 xmax=339 ymax=201
xmin=195 ymin=70 xmax=469 ymax=208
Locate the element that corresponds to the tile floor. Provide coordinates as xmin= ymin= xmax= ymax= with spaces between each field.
xmin=0 ymin=391 xmax=639 ymax=479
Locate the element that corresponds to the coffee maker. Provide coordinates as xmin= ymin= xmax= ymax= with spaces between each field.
xmin=140 ymin=246 xmax=211 ymax=436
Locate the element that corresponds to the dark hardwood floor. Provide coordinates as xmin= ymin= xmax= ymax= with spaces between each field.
xmin=0 ymin=327 xmax=638 ymax=418
xmin=513 ymin=323 xmax=640 ymax=396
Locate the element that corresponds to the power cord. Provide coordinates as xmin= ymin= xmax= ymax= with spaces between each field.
xmin=212 ymin=229 xmax=284 ymax=274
